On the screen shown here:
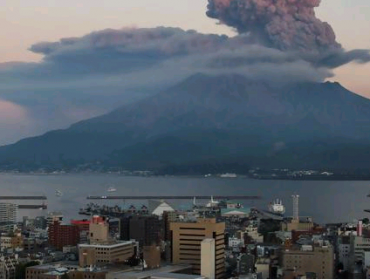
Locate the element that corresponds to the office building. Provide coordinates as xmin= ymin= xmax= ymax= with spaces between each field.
xmin=0 ymin=203 xmax=17 ymax=231
xmin=170 ymin=218 xmax=225 ymax=278
xmin=238 ymin=253 xmax=255 ymax=275
xmin=89 ymin=216 xmax=109 ymax=244
xmin=78 ymin=241 xmax=136 ymax=267
xmin=129 ymin=215 xmax=161 ymax=247
xmin=48 ymin=221 xmax=80 ymax=250
xmin=282 ymin=245 xmax=334 ymax=279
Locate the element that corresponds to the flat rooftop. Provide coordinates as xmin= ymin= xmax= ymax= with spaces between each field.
xmin=109 ymin=264 xmax=195 ymax=279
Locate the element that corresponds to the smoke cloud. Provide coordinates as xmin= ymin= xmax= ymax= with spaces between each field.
xmin=206 ymin=0 xmax=340 ymax=52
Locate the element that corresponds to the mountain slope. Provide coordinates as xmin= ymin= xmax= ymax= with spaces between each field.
xmin=1 ymin=73 xmax=370 ymax=171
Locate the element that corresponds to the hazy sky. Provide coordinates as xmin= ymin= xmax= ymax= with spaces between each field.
xmin=0 ymin=0 xmax=369 ymax=96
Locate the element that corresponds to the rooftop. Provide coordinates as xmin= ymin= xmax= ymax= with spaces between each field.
xmin=109 ymin=264 xmax=194 ymax=279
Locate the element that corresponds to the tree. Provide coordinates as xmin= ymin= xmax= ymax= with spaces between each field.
xmin=363 ymin=218 xmax=369 ymax=224
xmin=15 ymin=261 xmax=40 ymax=279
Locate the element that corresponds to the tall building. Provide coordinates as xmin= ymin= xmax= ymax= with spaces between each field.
xmin=129 ymin=216 xmax=161 ymax=247
xmin=71 ymin=219 xmax=90 ymax=244
xmin=0 ymin=203 xmax=17 ymax=231
xmin=170 ymin=218 xmax=225 ymax=278
xmin=282 ymin=245 xmax=334 ymax=279
xmin=48 ymin=221 xmax=80 ymax=250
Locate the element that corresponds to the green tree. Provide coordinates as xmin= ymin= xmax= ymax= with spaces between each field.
xmin=15 ymin=261 xmax=40 ymax=279
xmin=363 ymin=218 xmax=369 ymax=224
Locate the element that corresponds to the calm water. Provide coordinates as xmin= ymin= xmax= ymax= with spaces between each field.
xmin=0 ymin=173 xmax=368 ymax=224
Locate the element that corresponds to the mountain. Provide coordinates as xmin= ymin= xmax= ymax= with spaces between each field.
xmin=1 ymin=73 xmax=370 ymax=172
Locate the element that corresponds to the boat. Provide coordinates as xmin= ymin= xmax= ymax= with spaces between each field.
xmin=220 ymin=173 xmax=237 ymax=178
xmin=55 ymin=190 xmax=63 ymax=197
xmin=268 ymin=199 xmax=285 ymax=215
xmin=107 ymin=186 xmax=117 ymax=192
xmin=206 ymin=196 xmax=220 ymax=208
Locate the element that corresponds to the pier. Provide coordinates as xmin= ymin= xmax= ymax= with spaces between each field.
xmin=0 ymin=196 xmax=47 ymax=200
xmin=87 ymin=195 xmax=261 ymax=200
xmin=18 ymin=204 xmax=47 ymax=210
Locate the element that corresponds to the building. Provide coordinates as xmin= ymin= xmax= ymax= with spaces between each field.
xmin=108 ymin=264 xmax=195 ymax=279
xmin=143 ymin=244 xmax=161 ymax=269
xmin=48 ymin=221 xmax=80 ymax=250
xmin=78 ymin=241 xmax=136 ymax=267
xmin=129 ymin=215 xmax=161 ymax=247
xmin=282 ymin=245 xmax=334 ymax=279
xmin=0 ymin=203 xmax=17 ymax=231
xmin=0 ymin=232 xmax=23 ymax=252
xmin=349 ymin=235 xmax=370 ymax=264
xmin=89 ymin=216 xmax=109 ymax=244
xmin=170 ymin=218 xmax=225 ymax=278
xmin=0 ymin=255 xmax=18 ymax=279
xmin=47 ymin=212 xmax=63 ymax=226
xmin=338 ymin=235 xmax=350 ymax=271
xmin=201 ymin=238 xmax=215 ymax=279
xmin=25 ymin=262 xmax=86 ymax=279
xmin=238 ymin=253 xmax=255 ymax=275
xmin=71 ymin=219 xmax=90 ymax=244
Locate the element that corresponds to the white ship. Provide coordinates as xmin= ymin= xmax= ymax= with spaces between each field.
xmin=268 ymin=199 xmax=285 ymax=215
xmin=220 ymin=173 xmax=237 ymax=178
xmin=55 ymin=190 xmax=63 ymax=197
xmin=107 ymin=186 xmax=117 ymax=192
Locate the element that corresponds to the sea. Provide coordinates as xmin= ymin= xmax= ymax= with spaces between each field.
xmin=0 ymin=173 xmax=368 ymax=224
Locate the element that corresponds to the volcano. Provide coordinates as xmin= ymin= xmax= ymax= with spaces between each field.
xmin=1 ymin=74 xmax=370 ymax=173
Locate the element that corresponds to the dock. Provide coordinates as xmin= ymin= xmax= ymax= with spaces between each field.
xmin=18 ymin=204 xmax=47 ymax=210
xmin=87 ymin=195 xmax=261 ymax=200
xmin=0 ymin=196 xmax=47 ymax=200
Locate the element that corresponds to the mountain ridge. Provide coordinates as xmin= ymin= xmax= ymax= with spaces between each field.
xmin=1 ymin=73 xmax=370 ymax=172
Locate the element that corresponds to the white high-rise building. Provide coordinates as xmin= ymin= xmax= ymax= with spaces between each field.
xmin=0 ymin=203 xmax=17 ymax=231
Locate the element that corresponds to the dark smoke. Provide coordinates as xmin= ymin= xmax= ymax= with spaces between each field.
xmin=206 ymin=0 xmax=341 ymax=52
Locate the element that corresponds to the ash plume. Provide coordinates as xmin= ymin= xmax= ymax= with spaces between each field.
xmin=206 ymin=0 xmax=340 ymax=52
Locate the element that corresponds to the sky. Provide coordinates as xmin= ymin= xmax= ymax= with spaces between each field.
xmin=0 ymin=0 xmax=369 ymax=145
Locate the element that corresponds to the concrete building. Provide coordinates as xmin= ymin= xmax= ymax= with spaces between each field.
xmin=349 ymin=235 xmax=370 ymax=264
xmin=78 ymin=241 xmax=136 ymax=267
xmin=238 ymin=253 xmax=255 ymax=276
xmin=108 ymin=264 xmax=195 ymax=279
xmin=0 ymin=203 xmax=17 ymax=231
xmin=170 ymin=218 xmax=225 ymax=278
xmin=25 ymin=262 xmax=106 ymax=279
xmin=201 ymin=238 xmax=215 ymax=279
xmin=0 ymin=232 xmax=22 ymax=252
xmin=46 ymin=212 xmax=63 ymax=226
xmin=338 ymin=235 xmax=350 ymax=271
xmin=282 ymin=245 xmax=334 ymax=279
xmin=48 ymin=221 xmax=80 ymax=250
xmin=89 ymin=216 xmax=109 ymax=244
xmin=129 ymin=215 xmax=161 ymax=247
xmin=0 ymin=255 xmax=18 ymax=279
